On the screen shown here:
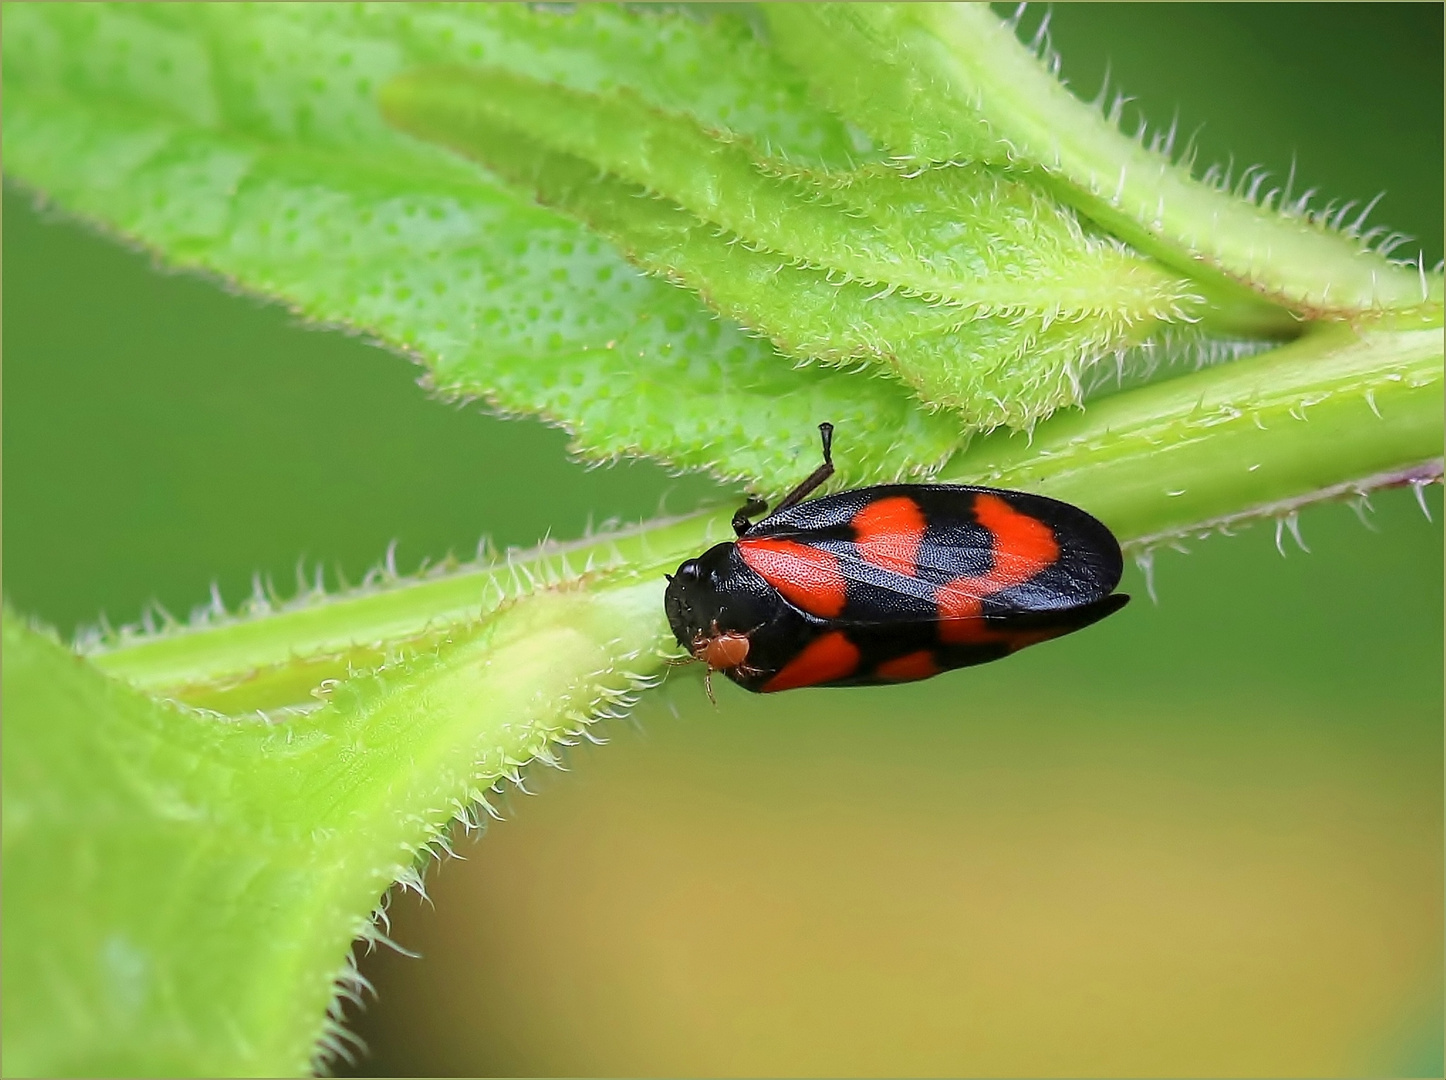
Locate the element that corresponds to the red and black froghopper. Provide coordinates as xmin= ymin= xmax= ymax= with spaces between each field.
xmin=664 ymin=424 xmax=1129 ymax=694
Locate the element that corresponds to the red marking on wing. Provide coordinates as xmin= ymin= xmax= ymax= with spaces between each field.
xmin=936 ymin=493 xmax=1059 ymax=644
xmin=973 ymin=492 xmax=1060 ymax=582
xmin=997 ymin=626 xmax=1066 ymax=651
xmin=738 ymin=538 xmax=847 ymax=618
xmin=936 ymin=612 xmax=991 ymax=644
xmin=762 ymin=631 xmax=861 ymax=692
xmin=874 ymin=649 xmax=938 ymax=682
xmin=935 ymin=585 xmax=986 ymax=623
xmin=852 ymin=496 xmax=926 ymax=576
xmin=941 ymin=617 xmax=1073 ymax=650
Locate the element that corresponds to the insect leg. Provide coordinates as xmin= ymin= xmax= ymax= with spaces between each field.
xmin=732 ymin=496 xmax=769 ymax=536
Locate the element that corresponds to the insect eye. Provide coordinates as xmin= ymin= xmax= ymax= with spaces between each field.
xmin=676 ymin=560 xmax=699 ymax=580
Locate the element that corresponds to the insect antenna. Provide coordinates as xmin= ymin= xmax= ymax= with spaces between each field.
xmin=733 ymin=423 xmax=836 ymax=535
xmin=771 ymin=422 xmax=836 ymax=516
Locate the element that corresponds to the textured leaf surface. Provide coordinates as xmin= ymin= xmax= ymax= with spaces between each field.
xmin=2 ymin=1 xmax=960 ymax=489
xmin=382 ymin=66 xmax=1191 ymax=312
xmin=380 ymin=65 xmax=1200 ymax=427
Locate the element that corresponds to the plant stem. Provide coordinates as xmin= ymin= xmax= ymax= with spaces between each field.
xmin=92 ymin=325 xmax=1442 ymax=712
xmin=91 ymin=512 xmax=730 ymax=710
xmin=943 ymin=323 xmax=1444 ymax=543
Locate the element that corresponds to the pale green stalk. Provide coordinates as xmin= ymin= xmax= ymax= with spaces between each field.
xmin=92 ymin=322 xmax=1443 ymax=710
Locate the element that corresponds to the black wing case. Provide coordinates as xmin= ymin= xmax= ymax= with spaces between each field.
xmin=742 ymin=485 xmax=1124 ymax=622
xmin=733 ymin=485 xmax=1128 ymax=689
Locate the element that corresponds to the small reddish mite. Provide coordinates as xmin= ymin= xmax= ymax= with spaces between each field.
xmin=664 ymin=423 xmax=1128 ymax=695
xmin=695 ymin=630 xmax=750 ymax=671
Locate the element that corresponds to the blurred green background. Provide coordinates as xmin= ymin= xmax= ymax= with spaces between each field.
xmin=4 ymin=3 xmax=1441 ymax=1076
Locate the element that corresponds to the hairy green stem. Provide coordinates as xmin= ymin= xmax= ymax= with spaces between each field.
xmin=92 ymin=324 xmax=1443 ymax=712
xmin=944 ymin=323 xmax=1445 ymax=542
xmin=92 ymin=513 xmax=729 ymax=712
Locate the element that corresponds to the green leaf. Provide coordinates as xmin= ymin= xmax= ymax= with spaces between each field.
xmin=763 ymin=3 xmax=1443 ymax=320
xmin=3 ymin=560 xmax=672 ymax=1076
xmin=1 ymin=1 xmax=960 ymax=488
xmin=381 ymin=65 xmax=1192 ymax=314
xmin=379 ymin=64 xmax=1201 ymax=428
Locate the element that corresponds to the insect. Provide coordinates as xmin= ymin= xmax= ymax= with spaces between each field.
xmin=664 ymin=423 xmax=1129 ymax=695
